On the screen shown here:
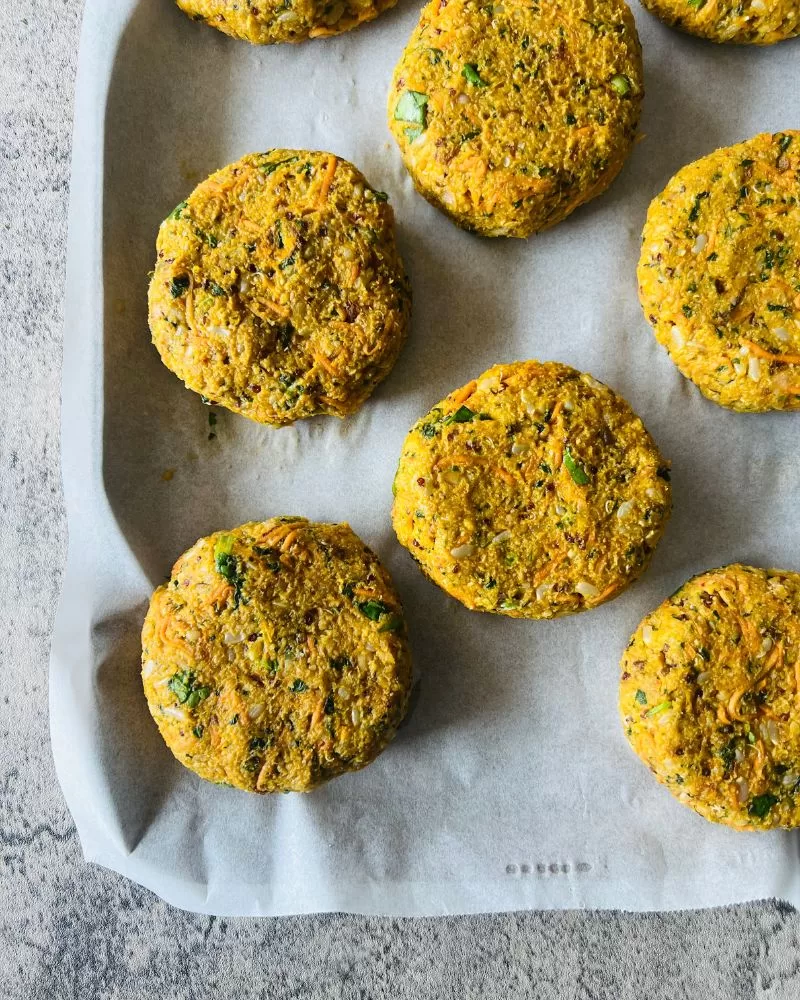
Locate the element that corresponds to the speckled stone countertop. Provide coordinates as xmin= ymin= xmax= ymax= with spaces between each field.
xmin=2 ymin=2 xmax=800 ymax=997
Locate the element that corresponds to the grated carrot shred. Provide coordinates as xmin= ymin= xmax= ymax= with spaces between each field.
xmin=316 ymin=154 xmax=338 ymax=208
xmin=451 ymin=380 xmax=478 ymax=407
xmin=741 ymin=338 xmax=800 ymax=365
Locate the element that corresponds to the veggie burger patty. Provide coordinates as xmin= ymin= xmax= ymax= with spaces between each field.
xmin=392 ymin=361 xmax=671 ymax=619
xmin=621 ymin=564 xmax=800 ymax=830
xmin=638 ymin=131 xmax=800 ymax=412
xmin=176 ymin=0 xmax=396 ymax=44
xmin=148 ymin=151 xmax=411 ymax=426
xmin=141 ymin=518 xmax=412 ymax=793
xmin=640 ymin=0 xmax=800 ymax=45
xmin=387 ymin=0 xmax=643 ymax=238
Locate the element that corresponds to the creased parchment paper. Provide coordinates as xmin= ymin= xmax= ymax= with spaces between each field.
xmin=51 ymin=0 xmax=800 ymax=915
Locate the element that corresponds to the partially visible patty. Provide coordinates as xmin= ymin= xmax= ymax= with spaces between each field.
xmin=387 ymin=0 xmax=643 ymax=237
xmin=621 ymin=564 xmax=800 ymax=830
xmin=177 ymin=0 xmax=396 ymax=44
xmin=640 ymin=0 xmax=800 ymax=44
xmin=141 ymin=518 xmax=412 ymax=793
xmin=148 ymin=151 xmax=411 ymax=426
xmin=638 ymin=131 xmax=800 ymax=412
xmin=392 ymin=361 xmax=671 ymax=619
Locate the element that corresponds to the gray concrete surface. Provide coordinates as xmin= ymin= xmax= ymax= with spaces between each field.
xmin=2 ymin=2 xmax=800 ymax=997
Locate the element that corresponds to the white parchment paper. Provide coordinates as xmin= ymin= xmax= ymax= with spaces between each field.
xmin=51 ymin=0 xmax=800 ymax=916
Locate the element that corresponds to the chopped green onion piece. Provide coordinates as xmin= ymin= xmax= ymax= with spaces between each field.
xmin=358 ymin=599 xmax=391 ymax=622
xmin=444 ymin=405 xmax=476 ymax=425
xmin=634 ymin=689 xmax=648 ymax=705
xmin=261 ymin=155 xmax=299 ymax=175
xmin=564 ymin=446 xmax=590 ymax=486
xmin=168 ymin=200 xmax=188 ymax=221
xmin=170 ymin=275 xmax=190 ymax=299
xmin=462 ymin=63 xmax=488 ymax=87
xmin=748 ymin=793 xmax=778 ymax=820
xmin=610 ymin=74 xmax=631 ymax=96
xmin=404 ymin=126 xmax=423 ymax=143
xmin=290 ymin=679 xmax=308 ymax=693
xmin=394 ymin=90 xmax=429 ymax=127
xmin=645 ymin=700 xmax=672 ymax=718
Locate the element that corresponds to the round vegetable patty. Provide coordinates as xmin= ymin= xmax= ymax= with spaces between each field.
xmin=176 ymin=0 xmax=396 ymax=44
xmin=387 ymin=0 xmax=643 ymax=237
xmin=640 ymin=0 xmax=800 ymax=45
xmin=638 ymin=132 xmax=800 ymax=412
xmin=148 ymin=151 xmax=411 ymax=426
xmin=621 ymin=564 xmax=800 ymax=830
xmin=392 ymin=361 xmax=671 ymax=619
xmin=141 ymin=518 xmax=412 ymax=793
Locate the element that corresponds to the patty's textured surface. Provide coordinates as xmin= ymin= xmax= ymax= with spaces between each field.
xmin=387 ymin=0 xmax=642 ymax=237
xmin=177 ymin=0 xmax=395 ymax=44
xmin=621 ymin=565 xmax=800 ymax=830
xmin=141 ymin=518 xmax=411 ymax=792
xmin=641 ymin=0 xmax=800 ymax=44
xmin=148 ymin=151 xmax=410 ymax=425
xmin=392 ymin=361 xmax=670 ymax=619
xmin=639 ymin=131 xmax=800 ymax=412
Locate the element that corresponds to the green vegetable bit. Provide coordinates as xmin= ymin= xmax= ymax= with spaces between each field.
xmin=213 ymin=535 xmax=245 ymax=607
xmin=443 ymin=405 xmax=481 ymax=425
xmin=748 ymin=793 xmax=778 ymax=820
xmin=645 ymin=700 xmax=672 ymax=718
xmin=563 ymin=446 xmax=590 ymax=486
xmin=609 ymin=74 xmax=631 ymax=96
xmin=462 ymin=63 xmax=488 ymax=87
xmin=687 ymin=0 xmax=706 ymax=8
xmin=168 ymin=670 xmax=211 ymax=709
xmin=168 ymin=200 xmax=188 ymax=222
xmin=634 ymin=689 xmax=648 ymax=706
xmin=394 ymin=90 xmax=429 ymax=128
xmin=358 ymin=599 xmax=391 ymax=622
xmin=170 ymin=275 xmax=190 ymax=299
xmin=290 ymin=679 xmax=308 ymax=693
xmin=261 ymin=155 xmax=299 ymax=175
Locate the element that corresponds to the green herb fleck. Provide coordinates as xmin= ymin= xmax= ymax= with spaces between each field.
xmin=462 ymin=63 xmax=488 ymax=87
xmin=261 ymin=155 xmax=299 ymax=175
xmin=748 ymin=793 xmax=778 ymax=820
xmin=610 ymin=74 xmax=631 ymax=96
xmin=208 ymin=281 xmax=227 ymax=296
xmin=563 ymin=446 xmax=590 ymax=486
xmin=213 ymin=534 xmax=245 ymax=607
xmin=688 ymin=191 xmax=709 ymax=223
xmin=192 ymin=725 xmax=204 ymax=739
xmin=634 ymin=689 xmax=648 ymax=706
xmin=394 ymin=90 xmax=429 ymax=128
xmin=645 ymin=700 xmax=672 ymax=718
xmin=358 ymin=599 xmax=391 ymax=622
xmin=444 ymin=405 xmax=477 ymax=425
xmin=170 ymin=275 xmax=190 ymax=299
xmin=291 ymin=679 xmax=308 ymax=693
xmin=168 ymin=200 xmax=188 ymax=221
xmin=168 ymin=670 xmax=210 ymax=708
